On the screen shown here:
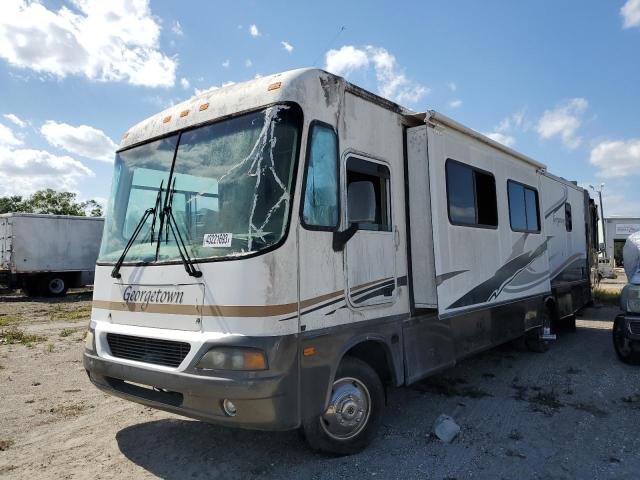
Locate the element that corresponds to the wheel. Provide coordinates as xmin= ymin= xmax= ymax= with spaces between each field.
xmin=526 ymin=307 xmax=551 ymax=353
xmin=612 ymin=316 xmax=640 ymax=365
xmin=42 ymin=276 xmax=68 ymax=297
xmin=302 ymin=357 xmax=384 ymax=455
xmin=565 ymin=314 xmax=577 ymax=333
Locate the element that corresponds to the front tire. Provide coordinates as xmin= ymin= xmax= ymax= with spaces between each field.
xmin=613 ymin=316 xmax=640 ymax=365
xmin=302 ymin=357 xmax=384 ymax=455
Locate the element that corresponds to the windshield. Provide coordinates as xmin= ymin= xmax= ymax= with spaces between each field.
xmin=98 ymin=104 xmax=303 ymax=263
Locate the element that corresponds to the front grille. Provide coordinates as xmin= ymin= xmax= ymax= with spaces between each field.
xmin=629 ymin=322 xmax=640 ymax=335
xmin=106 ymin=333 xmax=190 ymax=368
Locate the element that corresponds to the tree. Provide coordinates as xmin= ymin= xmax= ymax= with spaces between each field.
xmin=0 ymin=189 xmax=104 ymax=216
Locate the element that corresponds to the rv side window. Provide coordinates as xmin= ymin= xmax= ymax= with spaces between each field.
xmin=507 ymin=180 xmax=540 ymax=233
xmin=445 ymin=160 xmax=498 ymax=228
xmin=301 ymin=123 xmax=339 ymax=229
xmin=346 ymin=157 xmax=391 ymax=231
xmin=565 ymin=202 xmax=572 ymax=232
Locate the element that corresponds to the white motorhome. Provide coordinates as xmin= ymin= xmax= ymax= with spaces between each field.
xmin=84 ymin=68 xmax=596 ymax=454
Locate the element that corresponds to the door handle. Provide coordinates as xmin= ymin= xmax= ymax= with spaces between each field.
xmin=394 ymin=226 xmax=400 ymax=249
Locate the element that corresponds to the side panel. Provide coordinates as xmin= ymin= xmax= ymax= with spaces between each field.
xmin=12 ymin=216 xmax=104 ymax=273
xmin=427 ymin=123 xmax=550 ymax=352
xmin=406 ymin=125 xmax=437 ymax=307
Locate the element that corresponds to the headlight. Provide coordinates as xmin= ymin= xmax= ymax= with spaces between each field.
xmin=85 ymin=330 xmax=95 ymax=353
xmin=196 ymin=347 xmax=267 ymax=371
xmin=627 ymin=286 xmax=640 ymax=313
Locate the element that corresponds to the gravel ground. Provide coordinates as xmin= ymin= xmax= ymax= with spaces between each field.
xmin=1 ymin=290 xmax=639 ymax=479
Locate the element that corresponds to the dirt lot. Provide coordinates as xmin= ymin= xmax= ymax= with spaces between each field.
xmin=2 ymin=289 xmax=640 ymax=479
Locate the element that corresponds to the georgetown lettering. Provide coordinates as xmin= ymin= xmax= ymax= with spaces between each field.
xmin=122 ymin=286 xmax=184 ymax=311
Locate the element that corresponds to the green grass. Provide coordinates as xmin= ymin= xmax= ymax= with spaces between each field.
xmin=0 ymin=315 xmax=22 ymax=327
xmin=592 ymin=287 xmax=621 ymax=306
xmin=0 ymin=327 xmax=46 ymax=346
xmin=45 ymin=343 xmax=55 ymax=353
xmin=59 ymin=328 xmax=75 ymax=337
xmin=49 ymin=307 xmax=91 ymax=321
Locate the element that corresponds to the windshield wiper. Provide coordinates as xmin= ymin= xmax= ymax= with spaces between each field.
xmin=111 ymin=181 xmax=164 ymax=279
xmin=158 ymin=179 xmax=202 ymax=278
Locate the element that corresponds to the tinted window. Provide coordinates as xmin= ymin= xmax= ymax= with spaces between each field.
xmin=508 ymin=180 xmax=540 ymax=233
xmin=302 ymin=124 xmax=339 ymax=228
xmin=446 ymin=160 xmax=497 ymax=227
xmin=565 ymin=202 xmax=572 ymax=232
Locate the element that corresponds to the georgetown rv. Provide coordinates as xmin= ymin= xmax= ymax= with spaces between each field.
xmin=84 ymin=68 xmax=596 ymax=454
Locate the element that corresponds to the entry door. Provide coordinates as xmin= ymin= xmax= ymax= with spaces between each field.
xmin=344 ymin=155 xmax=397 ymax=307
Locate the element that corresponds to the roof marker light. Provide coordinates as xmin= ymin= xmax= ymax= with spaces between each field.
xmin=122 ymin=132 xmax=129 ymax=139
xmin=163 ymin=115 xmax=171 ymax=123
xmin=268 ymin=82 xmax=282 ymax=91
xmin=180 ymin=109 xmax=189 ymax=117
xmin=199 ymin=103 xmax=209 ymax=111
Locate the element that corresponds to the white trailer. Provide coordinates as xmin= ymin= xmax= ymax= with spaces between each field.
xmin=0 ymin=213 xmax=104 ymax=296
xmin=84 ymin=69 xmax=597 ymax=454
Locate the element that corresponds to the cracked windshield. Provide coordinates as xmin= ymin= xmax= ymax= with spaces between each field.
xmin=98 ymin=104 xmax=302 ymax=263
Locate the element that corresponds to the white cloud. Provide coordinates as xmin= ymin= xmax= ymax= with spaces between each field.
xmin=449 ymin=99 xmax=463 ymax=108
xmin=484 ymin=132 xmax=516 ymax=148
xmin=281 ymin=41 xmax=294 ymax=53
xmin=536 ymin=98 xmax=588 ymax=149
xmin=245 ymin=59 xmax=253 ymax=68
xmin=496 ymin=109 xmax=526 ymax=133
xmin=171 ymin=20 xmax=183 ymax=36
xmin=0 ymin=145 xmax=94 ymax=196
xmin=590 ymin=138 xmax=640 ymax=178
xmin=325 ymin=45 xmax=429 ymax=105
xmin=180 ymin=77 xmax=190 ymax=90
xmin=222 ymin=59 xmax=230 ymax=68
xmin=621 ymin=0 xmax=640 ymax=28
xmin=0 ymin=123 xmax=23 ymax=146
xmin=447 ymin=82 xmax=457 ymax=92
xmin=3 ymin=113 xmax=27 ymax=128
xmin=249 ymin=24 xmax=260 ymax=37
xmin=41 ymin=121 xmax=118 ymax=162
xmin=0 ymin=0 xmax=176 ymax=88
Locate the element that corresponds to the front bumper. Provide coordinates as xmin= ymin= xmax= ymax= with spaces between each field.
xmin=83 ymin=336 xmax=300 ymax=431
xmin=617 ymin=313 xmax=640 ymax=341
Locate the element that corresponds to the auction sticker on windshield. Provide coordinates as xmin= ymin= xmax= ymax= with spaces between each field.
xmin=203 ymin=233 xmax=232 ymax=248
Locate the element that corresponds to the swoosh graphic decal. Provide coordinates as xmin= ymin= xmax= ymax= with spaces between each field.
xmin=446 ymin=239 xmax=549 ymax=310
xmin=545 ymin=186 xmax=568 ymax=219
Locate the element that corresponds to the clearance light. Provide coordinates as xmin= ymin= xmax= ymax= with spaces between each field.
xmin=303 ymin=347 xmax=316 ymax=357
xmin=199 ymin=103 xmax=209 ymax=111
xmin=180 ymin=109 xmax=189 ymax=117
xmin=163 ymin=115 xmax=171 ymax=123
xmin=197 ymin=347 xmax=267 ymax=371
xmin=268 ymin=82 xmax=282 ymax=91
xmin=122 ymin=132 xmax=129 ymax=140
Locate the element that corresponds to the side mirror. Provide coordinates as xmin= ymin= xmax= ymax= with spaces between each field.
xmin=332 ymin=223 xmax=358 ymax=252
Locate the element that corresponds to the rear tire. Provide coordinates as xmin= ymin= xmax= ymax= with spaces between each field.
xmin=42 ymin=276 xmax=68 ymax=297
xmin=302 ymin=357 xmax=384 ymax=455
xmin=613 ymin=316 xmax=640 ymax=365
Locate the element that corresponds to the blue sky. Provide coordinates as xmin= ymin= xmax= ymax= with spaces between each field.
xmin=0 ymin=0 xmax=639 ymax=218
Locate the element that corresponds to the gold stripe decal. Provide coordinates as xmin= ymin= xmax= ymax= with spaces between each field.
xmin=93 ymin=277 xmax=396 ymax=318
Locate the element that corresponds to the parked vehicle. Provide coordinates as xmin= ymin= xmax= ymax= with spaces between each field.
xmin=597 ymin=257 xmax=615 ymax=280
xmin=0 ymin=213 xmax=104 ymax=296
xmin=83 ymin=68 xmax=597 ymax=454
xmin=613 ymin=232 xmax=640 ymax=364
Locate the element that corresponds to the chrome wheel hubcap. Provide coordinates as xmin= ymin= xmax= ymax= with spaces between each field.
xmin=320 ymin=377 xmax=371 ymax=440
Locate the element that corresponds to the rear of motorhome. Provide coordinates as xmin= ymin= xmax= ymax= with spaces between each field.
xmin=84 ymin=68 xmax=596 ymax=454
